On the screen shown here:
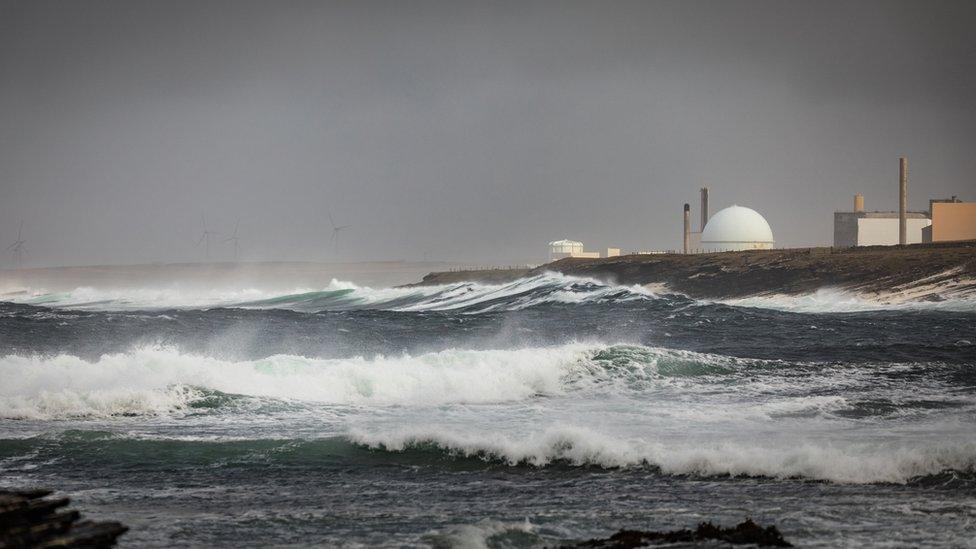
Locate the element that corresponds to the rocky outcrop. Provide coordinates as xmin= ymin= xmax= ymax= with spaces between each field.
xmin=0 ymin=489 xmax=127 ymax=548
xmin=564 ymin=518 xmax=792 ymax=548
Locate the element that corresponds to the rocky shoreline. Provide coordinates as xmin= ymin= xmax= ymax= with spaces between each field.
xmin=0 ymin=488 xmax=791 ymax=548
xmin=0 ymin=489 xmax=127 ymax=547
xmin=412 ymin=241 xmax=976 ymax=300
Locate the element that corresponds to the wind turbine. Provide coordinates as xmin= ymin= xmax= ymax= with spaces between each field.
xmin=197 ymin=215 xmax=218 ymax=261
xmin=7 ymin=221 xmax=26 ymax=267
xmin=224 ymin=219 xmax=241 ymax=261
xmin=329 ymin=212 xmax=349 ymax=256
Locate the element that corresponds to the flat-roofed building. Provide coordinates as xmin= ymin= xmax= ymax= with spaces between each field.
xmin=923 ymin=199 xmax=976 ymax=242
xmin=834 ymin=211 xmax=931 ymax=247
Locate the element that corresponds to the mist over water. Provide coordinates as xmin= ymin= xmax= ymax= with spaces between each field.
xmin=1 ymin=274 xmax=975 ymax=546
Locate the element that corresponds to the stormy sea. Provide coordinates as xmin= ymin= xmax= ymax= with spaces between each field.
xmin=1 ymin=273 xmax=975 ymax=547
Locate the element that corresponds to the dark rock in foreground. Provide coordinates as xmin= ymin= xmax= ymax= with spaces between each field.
xmin=564 ymin=518 xmax=792 ymax=548
xmin=0 ymin=488 xmax=127 ymax=548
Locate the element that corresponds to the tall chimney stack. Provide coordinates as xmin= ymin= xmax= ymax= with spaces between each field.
xmin=683 ymin=203 xmax=691 ymax=254
xmin=899 ymin=157 xmax=908 ymax=245
xmin=700 ymin=187 xmax=709 ymax=232
xmin=854 ymin=193 xmax=864 ymax=212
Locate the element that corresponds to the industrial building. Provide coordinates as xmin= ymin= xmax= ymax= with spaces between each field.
xmin=834 ymin=203 xmax=931 ymax=247
xmin=834 ymin=157 xmax=938 ymax=247
xmin=547 ymin=240 xmax=600 ymax=260
xmin=923 ymin=197 xmax=976 ymax=243
xmin=547 ymin=240 xmax=622 ymax=260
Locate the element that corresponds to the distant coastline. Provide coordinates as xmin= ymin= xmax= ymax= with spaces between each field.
xmin=411 ymin=241 xmax=976 ymax=301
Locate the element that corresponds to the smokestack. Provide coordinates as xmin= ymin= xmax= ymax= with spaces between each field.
xmin=700 ymin=187 xmax=709 ymax=232
xmin=683 ymin=203 xmax=690 ymax=254
xmin=854 ymin=193 xmax=864 ymax=212
xmin=899 ymin=157 xmax=908 ymax=245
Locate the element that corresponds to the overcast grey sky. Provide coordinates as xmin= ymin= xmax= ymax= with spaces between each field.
xmin=1 ymin=0 xmax=974 ymax=267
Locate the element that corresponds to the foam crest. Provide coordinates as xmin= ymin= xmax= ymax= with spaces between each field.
xmin=722 ymin=287 xmax=976 ymax=313
xmin=0 ymin=344 xmax=627 ymax=419
xmin=424 ymin=519 xmax=539 ymax=549
xmin=350 ymin=426 xmax=976 ymax=484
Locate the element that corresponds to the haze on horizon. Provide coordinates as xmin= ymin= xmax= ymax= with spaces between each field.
xmin=1 ymin=0 xmax=974 ymax=269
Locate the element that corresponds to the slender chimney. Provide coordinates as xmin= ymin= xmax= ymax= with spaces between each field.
xmin=683 ymin=203 xmax=691 ymax=254
xmin=854 ymin=193 xmax=864 ymax=212
xmin=899 ymin=157 xmax=908 ymax=245
xmin=700 ymin=187 xmax=709 ymax=232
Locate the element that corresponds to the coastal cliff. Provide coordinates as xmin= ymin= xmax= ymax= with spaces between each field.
xmin=413 ymin=241 xmax=976 ymax=300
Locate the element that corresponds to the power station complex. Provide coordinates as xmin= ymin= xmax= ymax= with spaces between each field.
xmin=833 ymin=157 xmax=976 ymax=247
xmin=548 ymin=157 xmax=974 ymax=260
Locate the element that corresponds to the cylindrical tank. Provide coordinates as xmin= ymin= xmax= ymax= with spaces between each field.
xmin=899 ymin=157 xmax=908 ymax=245
xmin=854 ymin=193 xmax=864 ymax=212
xmin=683 ymin=203 xmax=691 ymax=254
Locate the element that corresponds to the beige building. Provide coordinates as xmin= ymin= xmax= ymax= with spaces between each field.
xmin=923 ymin=199 xmax=976 ymax=242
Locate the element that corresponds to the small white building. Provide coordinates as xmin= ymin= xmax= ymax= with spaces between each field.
xmin=548 ymin=239 xmax=601 ymax=260
xmin=699 ymin=205 xmax=775 ymax=252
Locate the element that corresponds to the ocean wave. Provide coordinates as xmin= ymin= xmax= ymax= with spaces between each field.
xmin=423 ymin=519 xmax=540 ymax=549
xmin=719 ymin=287 xmax=976 ymax=314
xmin=9 ymin=427 xmax=973 ymax=485
xmin=2 ymin=343 xmax=741 ymax=419
xmin=1 ymin=273 xmax=659 ymax=313
xmin=1 ymin=344 xmax=967 ymax=420
xmin=349 ymin=426 xmax=976 ymax=484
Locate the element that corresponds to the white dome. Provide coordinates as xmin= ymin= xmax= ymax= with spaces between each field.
xmin=700 ymin=205 xmax=774 ymax=251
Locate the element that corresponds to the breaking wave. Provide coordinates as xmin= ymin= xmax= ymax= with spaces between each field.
xmin=4 ymin=342 xmax=974 ymax=484
xmin=1 ymin=273 xmax=657 ymax=313
xmin=6 ymin=427 xmax=975 ymax=485
xmin=349 ymin=426 xmax=976 ymax=484
xmin=721 ymin=287 xmax=976 ymax=313
xmin=1 ymin=343 xmax=748 ymax=419
xmin=7 ymin=273 xmax=976 ymax=315
xmin=0 ymin=344 xmax=587 ymax=418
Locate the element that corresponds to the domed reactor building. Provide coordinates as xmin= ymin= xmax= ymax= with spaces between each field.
xmin=699 ymin=205 xmax=775 ymax=252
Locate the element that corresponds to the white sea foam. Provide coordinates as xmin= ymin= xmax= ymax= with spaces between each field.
xmin=424 ymin=519 xmax=538 ymax=549
xmin=0 ymin=344 xmax=618 ymax=419
xmin=349 ymin=425 xmax=976 ymax=484
xmin=3 ymin=343 xmax=974 ymax=484
xmin=720 ymin=287 xmax=976 ymax=313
